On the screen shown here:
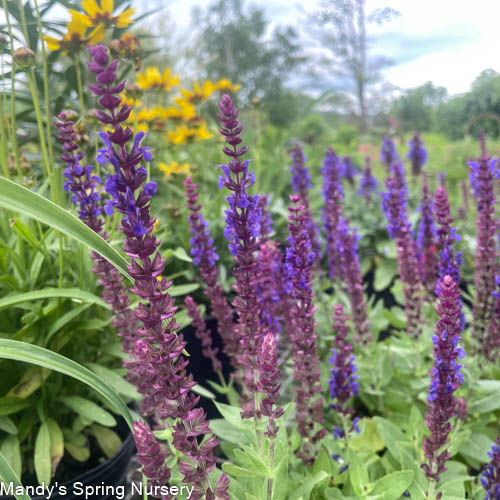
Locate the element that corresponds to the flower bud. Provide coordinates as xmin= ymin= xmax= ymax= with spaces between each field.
xmin=13 ymin=47 xmax=35 ymax=68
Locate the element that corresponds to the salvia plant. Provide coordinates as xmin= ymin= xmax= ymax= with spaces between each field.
xmin=0 ymin=4 xmax=499 ymax=500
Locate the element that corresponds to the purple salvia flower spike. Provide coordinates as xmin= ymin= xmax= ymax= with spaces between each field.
xmin=407 ymin=132 xmax=427 ymax=176
xmin=468 ymin=132 xmax=499 ymax=360
xmin=380 ymin=136 xmax=399 ymax=171
xmin=290 ymin=144 xmax=322 ymax=263
xmin=55 ymin=111 xmax=140 ymax=385
xmin=257 ymin=332 xmax=284 ymax=438
xmin=217 ymin=94 xmax=265 ymax=418
xmin=134 ymin=421 xmax=173 ymax=499
xmin=381 ymin=167 xmax=423 ymax=337
xmin=286 ymin=195 xmax=326 ymax=465
xmin=340 ymin=156 xmax=358 ymax=186
xmin=329 ymin=304 xmax=359 ymax=417
xmin=184 ymin=177 xmax=237 ymax=366
xmin=321 ymin=147 xmax=344 ymax=280
xmin=481 ymin=435 xmax=500 ymax=500
xmin=89 ymin=44 xmax=228 ymax=499
xmin=422 ymin=275 xmax=465 ymax=483
xmin=337 ymin=218 xmax=372 ymax=343
xmin=357 ymin=156 xmax=378 ymax=201
xmin=417 ymin=173 xmax=438 ymax=297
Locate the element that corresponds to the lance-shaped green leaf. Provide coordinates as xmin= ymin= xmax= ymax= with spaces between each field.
xmin=0 ymin=340 xmax=133 ymax=430
xmin=0 ymin=178 xmax=131 ymax=281
xmin=0 ymin=449 xmax=30 ymax=500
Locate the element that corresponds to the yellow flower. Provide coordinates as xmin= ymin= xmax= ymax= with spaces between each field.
xmin=72 ymin=0 xmax=134 ymax=29
xmin=158 ymin=161 xmax=190 ymax=179
xmin=214 ymin=78 xmax=241 ymax=92
xmin=165 ymin=122 xmax=214 ymax=145
xmin=179 ymin=80 xmax=215 ymax=105
xmin=120 ymin=92 xmax=141 ymax=108
xmin=44 ymin=12 xmax=104 ymax=53
xmin=136 ymin=67 xmax=180 ymax=92
xmin=194 ymin=121 xmax=214 ymax=141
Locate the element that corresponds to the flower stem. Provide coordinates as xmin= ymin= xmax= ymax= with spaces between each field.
xmin=73 ymin=53 xmax=85 ymax=116
xmin=33 ymin=0 xmax=55 ymax=170
xmin=266 ymin=437 xmax=275 ymax=500
xmin=2 ymin=0 xmax=21 ymax=175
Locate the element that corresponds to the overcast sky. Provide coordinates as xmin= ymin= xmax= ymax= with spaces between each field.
xmin=151 ymin=0 xmax=500 ymax=96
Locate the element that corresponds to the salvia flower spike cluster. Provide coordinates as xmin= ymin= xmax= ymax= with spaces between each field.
xmin=88 ymin=44 xmax=229 ymax=499
xmin=422 ymin=275 xmax=465 ymax=484
xmin=469 ymin=132 xmax=499 ymax=360
xmin=286 ymin=195 xmax=326 ymax=464
xmin=381 ymin=163 xmax=423 ymax=337
xmin=217 ymin=93 xmax=265 ymax=417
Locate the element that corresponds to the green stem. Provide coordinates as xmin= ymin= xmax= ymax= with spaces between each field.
xmin=266 ymin=436 xmax=275 ymax=500
xmin=0 ymin=56 xmax=10 ymax=178
xmin=2 ymin=0 xmax=21 ymax=175
xmin=33 ymin=0 xmax=55 ymax=170
xmin=73 ymin=53 xmax=85 ymax=116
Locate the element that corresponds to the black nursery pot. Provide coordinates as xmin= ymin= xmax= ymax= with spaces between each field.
xmin=0 ymin=427 xmax=135 ymax=500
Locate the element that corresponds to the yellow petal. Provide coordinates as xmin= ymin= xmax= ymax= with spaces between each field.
xmin=70 ymin=10 xmax=92 ymax=27
xmin=67 ymin=18 xmax=87 ymax=36
xmin=88 ymin=24 xmax=105 ymax=44
xmin=116 ymin=8 xmax=134 ymax=28
xmin=43 ymin=36 xmax=61 ymax=51
xmin=82 ymin=0 xmax=100 ymax=17
xmin=101 ymin=0 xmax=114 ymax=12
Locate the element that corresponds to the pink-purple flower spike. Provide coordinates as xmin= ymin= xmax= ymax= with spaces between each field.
xmin=88 ymin=44 xmax=228 ymax=499
xmin=422 ymin=275 xmax=465 ymax=483
xmin=217 ymin=93 xmax=265 ymax=417
xmin=286 ymin=195 xmax=326 ymax=465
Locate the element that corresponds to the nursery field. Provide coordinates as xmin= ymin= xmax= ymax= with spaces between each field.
xmin=0 ymin=1 xmax=499 ymax=500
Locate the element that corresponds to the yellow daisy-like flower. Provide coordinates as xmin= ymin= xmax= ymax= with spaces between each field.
xmin=72 ymin=0 xmax=134 ymax=29
xmin=44 ymin=12 xmax=105 ymax=54
xmin=179 ymin=80 xmax=216 ymax=105
xmin=214 ymin=78 xmax=241 ymax=93
xmin=136 ymin=67 xmax=180 ymax=92
xmin=158 ymin=161 xmax=191 ymax=179
xmin=194 ymin=122 xmax=214 ymax=141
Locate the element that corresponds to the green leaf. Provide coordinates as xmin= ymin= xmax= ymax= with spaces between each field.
xmin=374 ymin=259 xmax=397 ymax=291
xmin=1 ymin=435 xmax=21 ymax=479
xmin=0 ymin=178 xmax=131 ymax=281
xmin=0 ymin=288 xmax=110 ymax=312
xmin=65 ymin=442 xmax=90 ymax=462
xmin=0 ymin=449 xmax=30 ymax=500
xmin=209 ymin=419 xmax=244 ymax=444
xmin=47 ymin=419 xmax=64 ymax=476
xmin=0 ymin=416 xmax=17 ymax=434
xmin=165 ymin=246 xmax=192 ymax=263
xmin=7 ymin=368 xmax=44 ymax=398
xmin=46 ymin=304 xmax=91 ymax=343
xmin=91 ymin=425 xmax=122 ymax=459
xmin=222 ymin=463 xmax=262 ymax=478
xmin=288 ymin=471 xmax=329 ymax=500
xmin=348 ymin=448 xmax=370 ymax=496
xmin=0 ymin=340 xmax=133 ymax=430
xmin=469 ymin=392 xmax=500 ymax=414
xmin=34 ymin=422 xmax=51 ymax=485
xmin=272 ymin=454 xmax=288 ymax=500
xmin=214 ymin=402 xmax=244 ymax=429
xmin=0 ymin=397 xmax=30 ymax=416
xmin=86 ymin=363 xmax=140 ymax=399
xmin=234 ymin=444 xmax=269 ymax=477
xmin=460 ymin=432 xmax=494 ymax=463
xmin=61 ymin=396 xmax=116 ymax=427
xmin=437 ymin=478 xmax=465 ymax=497
xmin=169 ymin=283 xmax=199 ymax=297
xmin=369 ymin=470 xmax=414 ymax=500
xmin=382 ymin=309 xmax=406 ymax=329
xmin=192 ymin=384 xmax=215 ymax=399
xmin=374 ymin=416 xmax=409 ymax=460
xmin=350 ymin=419 xmax=384 ymax=454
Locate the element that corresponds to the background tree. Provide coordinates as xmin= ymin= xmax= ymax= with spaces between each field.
xmin=390 ymin=81 xmax=447 ymax=133
xmin=191 ymin=0 xmax=306 ymax=126
xmin=307 ymin=0 xmax=399 ymax=132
